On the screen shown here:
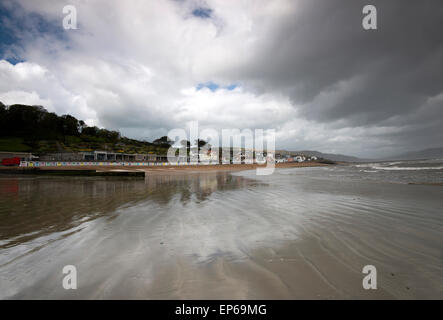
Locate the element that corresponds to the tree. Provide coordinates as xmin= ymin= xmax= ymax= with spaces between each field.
xmin=0 ymin=103 xmax=170 ymax=155
xmin=97 ymin=128 xmax=120 ymax=143
xmin=195 ymin=139 xmax=207 ymax=148
xmin=82 ymin=126 xmax=99 ymax=137
xmin=61 ymin=114 xmax=80 ymax=137
xmin=194 ymin=139 xmax=208 ymax=162
xmin=153 ymin=136 xmax=173 ymax=147
xmin=0 ymin=102 xmax=6 ymax=135
xmin=5 ymin=104 xmax=48 ymax=139
xmin=78 ymin=120 xmax=87 ymax=133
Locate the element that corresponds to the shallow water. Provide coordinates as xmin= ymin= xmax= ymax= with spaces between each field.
xmin=0 ymin=165 xmax=442 ymax=299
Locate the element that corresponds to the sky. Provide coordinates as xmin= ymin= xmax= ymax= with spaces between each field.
xmin=0 ymin=0 xmax=442 ymax=158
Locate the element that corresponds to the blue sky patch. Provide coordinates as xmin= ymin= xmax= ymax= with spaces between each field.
xmin=0 ymin=5 xmax=19 ymax=61
xmin=4 ymin=56 xmax=25 ymax=65
xmin=192 ymin=7 xmax=212 ymax=19
xmin=0 ymin=2 xmax=68 ymax=63
xmin=197 ymin=82 xmax=219 ymax=91
xmin=196 ymin=82 xmax=238 ymax=92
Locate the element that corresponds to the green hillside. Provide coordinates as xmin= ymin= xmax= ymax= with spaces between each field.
xmin=0 ymin=102 xmax=171 ymax=155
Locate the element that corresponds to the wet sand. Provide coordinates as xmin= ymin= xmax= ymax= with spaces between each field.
xmin=1 ymin=167 xmax=442 ymax=299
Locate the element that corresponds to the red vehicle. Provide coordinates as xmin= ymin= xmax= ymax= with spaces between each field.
xmin=1 ymin=157 xmax=21 ymax=166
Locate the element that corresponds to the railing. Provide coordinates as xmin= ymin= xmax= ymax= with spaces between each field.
xmin=19 ymin=160 xmax=237 ymax=167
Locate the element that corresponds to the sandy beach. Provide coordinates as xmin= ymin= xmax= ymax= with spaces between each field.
xmin=1 ymin=163 xmax=442 ymax=299
xmin=5 ymin=161 xmax=329 ymax=172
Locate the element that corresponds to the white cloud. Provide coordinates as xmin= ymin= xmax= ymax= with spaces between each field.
xmin=0 ymin=90 xmax=52 ymax=108
xmin=1 ymin=0 xmax=441 ymax=158
xmin=0 ymin=60 xmax=96 ymax=124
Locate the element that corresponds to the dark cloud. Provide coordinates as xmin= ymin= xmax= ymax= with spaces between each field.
xmin=227 ymin=0 xmax=443 ymax=151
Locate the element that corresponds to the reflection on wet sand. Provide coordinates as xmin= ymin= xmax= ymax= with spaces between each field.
xmin=1 ymin=168 xmax=442 ymax=299
xmin=143 ymin=172 xmax=265 ymax=205
xmin=0 ymin=172 xmax=270 ymax=299
xmin=0 ymin=173 xmax=261 ymax=249
xmin=0 ymin=176 xmax=146 ymax=248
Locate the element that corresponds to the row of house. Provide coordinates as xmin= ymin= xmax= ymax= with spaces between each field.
xmin=1 ymin=149 xmax=276 ymax=165
xmin=274 ymin=153 xmax=318 ymax=163
xmin=36 ymin=149 xmax=256 ymax=164
xmin=38 ymin=151 xmax=170 ymax=162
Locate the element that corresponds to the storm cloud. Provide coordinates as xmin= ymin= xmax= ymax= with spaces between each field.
xmin=0 ymin=0 xmax=442 ymax=157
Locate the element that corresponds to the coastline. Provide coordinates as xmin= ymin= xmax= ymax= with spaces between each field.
xmin=0 ymin=161 xmax=332 ymax=176
xmin=1 ymin=161 xmax=442 ymax=299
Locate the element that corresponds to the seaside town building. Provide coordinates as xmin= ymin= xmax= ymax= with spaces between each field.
xmin=1 ymin=148 xmax=288 ymax=167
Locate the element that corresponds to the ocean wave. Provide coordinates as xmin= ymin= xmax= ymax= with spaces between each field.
xmin=371 ymin=166 xmax=443 ymax=171
xmin=355 ymin=161 xmax=401 ymax=168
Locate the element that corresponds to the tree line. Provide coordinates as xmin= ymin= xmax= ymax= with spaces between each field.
xmin=0 ymin=102 xmax=174 ymax=153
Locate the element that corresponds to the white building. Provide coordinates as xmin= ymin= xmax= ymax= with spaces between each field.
xmin=295 ymin=155 xmax=306 ymax=162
